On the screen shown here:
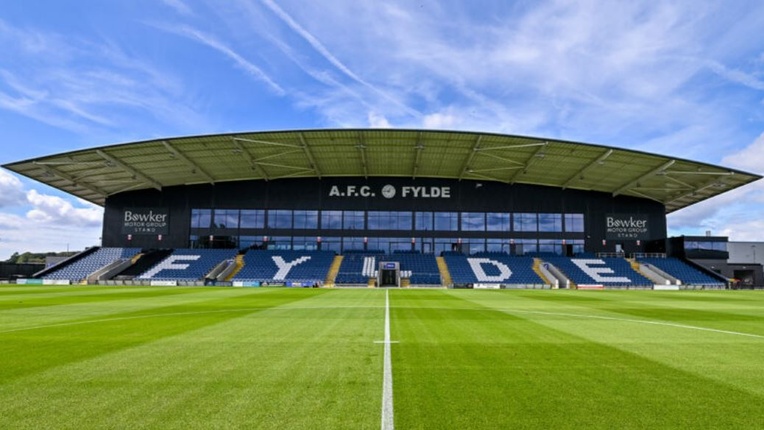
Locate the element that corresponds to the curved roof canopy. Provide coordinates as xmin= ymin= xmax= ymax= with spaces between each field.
xmin=3 ymin=129 xmax=760 ymax=213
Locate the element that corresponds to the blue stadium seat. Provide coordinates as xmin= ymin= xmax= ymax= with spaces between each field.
xmin=43 ymin=247 xmax=142 ymax=282
xmin=137 ymin=249 xmax=238 ymax=281
xmin=233 ymin=250 xmax=336 ymax=285
xmin=443 ymin=254 xmax=543 ymax=285
xmin=638 ymin=257 xmax=725 ymax=287
xmin=544 ymin=257 xmax=653 ymax=287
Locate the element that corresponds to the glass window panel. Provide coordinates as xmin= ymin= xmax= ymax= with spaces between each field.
xmin=461 ymin=212 xmax=485 ymax=231
xmin=569 ymin=239 xmax=585 ymax=255
xmin=486 ymin=238 xmax=509 ymax=253
xmin=434 ymin=212 xmax=458 ymax=231
xmin=515 ymin=239 xmax=538 ymax=254
xmin=434 ymin=238 xmax=460 ymax=254
xmin=415 ymin=212 xmax=433 ymax=231
xmin=293 ymin=210 xmax=318 ymax=229
xmin=191 ymin=209 xmax=212 ymax=229
xmin=539 ymin=213 xmax=562 ymax=232
xmin=343 ymin=236 xmax=366 ymax=251
xmin=564 ymin=213 xmax=584 ymax=232
xmin=238 ymin=235 xmax=259 ymax=248
xmin=268 ymin=210 xmax=292 ymax=229
xmin=463 ymin=238 xmax=485 ymax=254
xmin=321 ymin=237 xmax=341 ymax=253
xmin=368 ymin=211 xmax=412 ymax=230
xmin=292 ymin=236 xmax=317 ymax=251
xmin=240 ymin=210 xmax=265 ymax=229
xmin=538 ymin=239 xmax=562 ymax=255
xmin=486 ymin=213 xmax=510 ymax=232
xmin=321 ymin=210 xmax=342 ymax=229
xmin=513 ymin=213 xmax=538 ymax=232
xmin=214 ymin=209 xmax=239 ymax=229
xmin=267 ymin=236 xmax=291 ymax=250
xmin=343 ymin=211 xmax=365 ymax=230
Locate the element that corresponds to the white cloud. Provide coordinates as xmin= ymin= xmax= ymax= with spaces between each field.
xmin=25 ymin=189 xmax=102 ymax=227
xmin=422 ymin=111 xmax=459 ymax=129
xmin=368 ymin=111 xmax=392 ymax=128
xmin=721 ymin=132 xmax=764 ymax=174
xmin=160 ymin=0 xmax=193 ymax=16
xmin=0 ymin=170 xmax=26 ymax=207
xmin=0 ymin=188 xmax=103 ymax=259
xmin=0 ymin=19 xmax=211 ymax=135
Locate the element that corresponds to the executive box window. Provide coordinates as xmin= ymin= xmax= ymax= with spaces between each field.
xmin=564 ymin=213 xmax=584 ymax=232
xmin=486 ymin=238 xmax=510 ymax=253
xmin=513 ymin=213 xmax=538 ymax=232
xmin=487 ymin=213 xmax=510 ymax=232
xmin=367 ymin=237 xmax=411 ymax=253
xmin=343 ymin=236 xmax=366 ymax=251
xmin=415 ymin=212 xmax=433 ymax=231
xmin=685 ymin=241 xmax=727 ymax=252
xmin=320 ymin=237 xmax=342 ymax=253
xmin=344 ymin=211 xmax=365 ymax=230
xmin=214 ymin=209 xmax=239 ymax=229
xmin=461 ymin=212 xmax=485 ymax=232
xmin=293 ymin=210 xmax=318 ymax=229
xmin=321 ymin=210 xmax=342 ymax=229
xmin=538 ymin=213 xmax=562 ymax=232
xmin=434 ymin=212 xmax=458 ymax=231
xmin=538 ymin=239 xmax=562 ymax=254
xmin=190 ymin=209 xmax=212 ymax=229
xmin=368 ymin=211 xmax=412 ymax=230
xmin=240 ymin=210 xmax=265 ymax=229
xmin=268 ymin=210 xmax=293 ymax=229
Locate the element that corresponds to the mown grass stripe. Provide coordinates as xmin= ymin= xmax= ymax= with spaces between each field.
xmin=0 ymin=288 xmax=326 ymax=383
xmin=381 ymin=289 xmax=394 ymax=430
xmin=391 ymin=289 xmax=764 ymax=429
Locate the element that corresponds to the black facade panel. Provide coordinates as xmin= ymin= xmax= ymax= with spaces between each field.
xmin=102 ymin=178 xmax=667 ymax=253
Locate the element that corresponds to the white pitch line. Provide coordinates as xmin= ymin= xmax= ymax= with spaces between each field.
xmin=381 ymin=289 xmax=395 ymax=430
xmin=507 ymin=309 xmax=764 ymax=339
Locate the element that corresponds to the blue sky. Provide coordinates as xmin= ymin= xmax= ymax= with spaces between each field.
xmin=1 ymin=0 xmax=764 ymax=259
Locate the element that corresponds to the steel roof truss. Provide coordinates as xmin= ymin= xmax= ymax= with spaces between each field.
xmin=298 ymin=133 xmax=321 ymax=178
xmin=38 ymin=164 xmax=108 ymax=198
xmin=231 ymin=139 xmax=268 ymax=180
xmin=666 ymin=177 xmax=732 ymax=207
xmin=232 ymin=137 xmax=302 ymax=149
xmin=507 ymin=143 xmax=549 ymax=183
xmin=412 ymin=132 xmax=424 ymax=179
xmin=162 ymin=141 xmax=215 ymax=183
xmin=95 ymin=150 xmax=162 ymax=191
xmin=613 ymin=160 xmax=675 ymax=197
xmin=459 ymin=135 xmax=483 ymax=180
xmin=562 ymin=149 xmax=613 ymax=189
xmin=476 ymin=141 xmax=548 ymax=152
xmin=357 ymin=133 xmax=368 ymax=178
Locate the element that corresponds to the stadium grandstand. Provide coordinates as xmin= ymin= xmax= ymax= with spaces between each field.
xmin=3 ymin=129 xmax=761 ymax=289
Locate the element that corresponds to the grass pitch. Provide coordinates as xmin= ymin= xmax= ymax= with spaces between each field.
xmin=1 ymin=286 xmax=763 ymax=429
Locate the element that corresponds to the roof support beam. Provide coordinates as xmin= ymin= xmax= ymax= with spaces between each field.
xmin=232 ymin=137 xmax=302 ymax=149
xmin=613 ymin=160 xmax=675 ymax=197
xmin=562 ymin=149 xmax=613 ymax=189
xmin=459 ymin=136 xmax=483 ymax=180
xmin=231 ymin=139 xmax=269 ymax=180
xmin=95 ymin=150 xmax=162 ymax=191
xmin=36 ymin=164 xmax=108 ymax=199
xmin=666 ymin=177 xmax=734 ymax=207
xmin=507 ymin=142 xmax=549 ymax=183
xmin=412 ymin=132 xmax=424 ymax=179
xmin=298 ymin=133 xmax=321 ymax=178
xmin=162 ymin=141 xmax=215 ymax=184
xmin=357 ymin=133 xmax=368 ymax=178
